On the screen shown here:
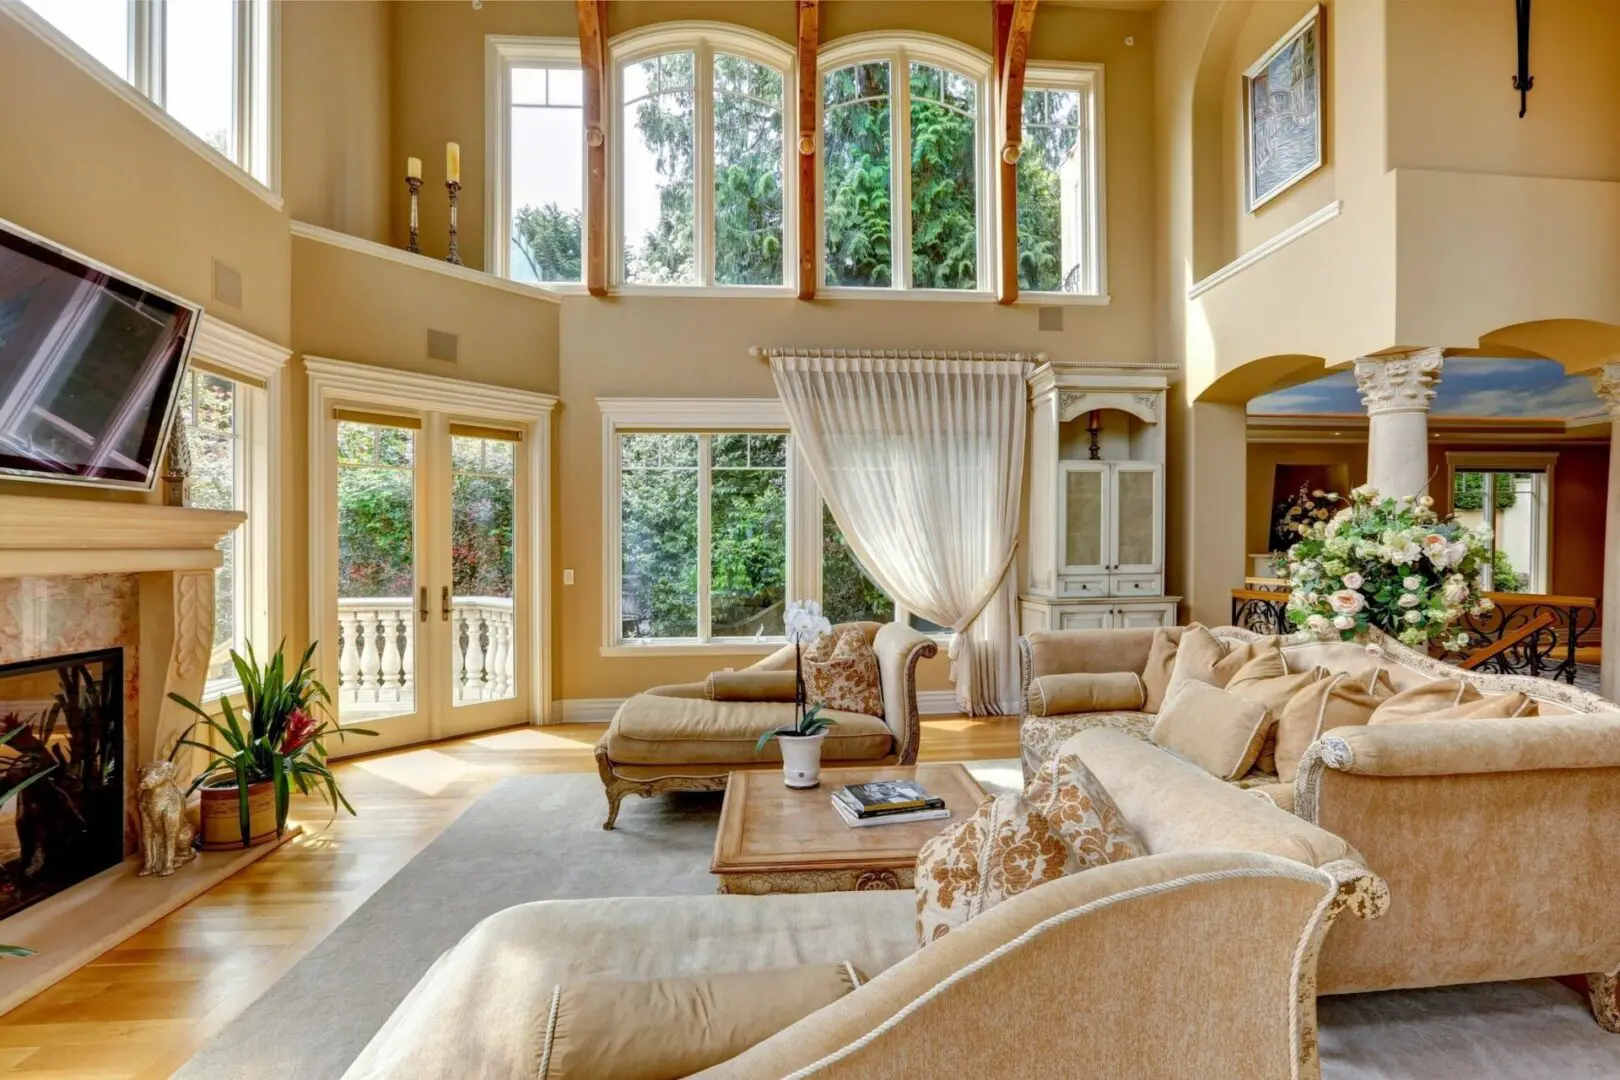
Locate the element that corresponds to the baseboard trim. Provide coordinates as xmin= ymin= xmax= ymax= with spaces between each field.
xmin=916 ymin=690 xmax=960 ymax=715
xmin=556 ymin=692 xmax=962 ymax=722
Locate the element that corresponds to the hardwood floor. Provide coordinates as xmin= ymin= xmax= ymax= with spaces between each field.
xmin=0 ymin=717 xmax=1019 ymax=1078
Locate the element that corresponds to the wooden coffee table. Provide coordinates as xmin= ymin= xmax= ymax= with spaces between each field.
xmin=711 ymin=764 xmax=986 ymax=895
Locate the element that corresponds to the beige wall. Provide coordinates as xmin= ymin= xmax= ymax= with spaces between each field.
xmin=281 ymin=0 xmax=394 ymax=242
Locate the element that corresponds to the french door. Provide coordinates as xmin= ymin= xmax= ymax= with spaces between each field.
xmin=316 ymin=405 xmax=538 ymax=755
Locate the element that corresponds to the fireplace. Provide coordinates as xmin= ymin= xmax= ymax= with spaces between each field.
xmin=0 ymin=649 xmax=124 ymax=920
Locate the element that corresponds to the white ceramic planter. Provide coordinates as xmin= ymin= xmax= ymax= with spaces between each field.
xmin=777 ymin=731 xmax=828 ymax=789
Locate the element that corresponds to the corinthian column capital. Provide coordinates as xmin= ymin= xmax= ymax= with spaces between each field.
xmin=1353 ymin=348 xmax=1445 ymax=416
xmin=1593 ymin=362 xmax=1620 ymax=416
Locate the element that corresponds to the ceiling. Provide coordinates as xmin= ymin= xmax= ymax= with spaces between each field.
xmin=1247 ymin=357 xmax=1605 ymax=421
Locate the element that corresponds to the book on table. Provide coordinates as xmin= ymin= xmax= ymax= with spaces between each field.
xmin=830 ymin=796 xmax=950 ymax=828
xmin=831 ymin=780 xmax=947 ymax=827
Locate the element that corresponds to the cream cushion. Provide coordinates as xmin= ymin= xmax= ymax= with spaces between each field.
xmin=802 ymin=627 xmax=884 ymax=717
xmin=1224 ymin=650 xmax=1327 ymax=776
xmin=539 ymin=965 xmax=864 ymax=1080
xmin=1141 ymin=627 xmax=1180 ymax=712
xmin=1369 ymin=678 xmax=1483 ymax=725
xmin=1150 ymin=681 xmax=1272 ymax=782
xmin=1161 ymin=624 xmax=1277 ymax=704
xmin=605 ymin=696 xmax=893 ymax=766
xmin=1027 ymin=672 xmax=1145 ymax=717
xmin=1274 ymin=669 xmax=1393 ymax=784
xmin=914 ymin=793 xmax=1072 ymax=945
xmin=1370 ymin=688 xmax=1535 ymax=724
xmin=705 ymin=671 xmax=797 ymax=703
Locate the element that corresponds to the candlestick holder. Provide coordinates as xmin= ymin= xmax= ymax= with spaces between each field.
xmin=406 ymin=176 xmax=423 ymax=255
xmin=445 ymin=180 xmax=463 ymax=266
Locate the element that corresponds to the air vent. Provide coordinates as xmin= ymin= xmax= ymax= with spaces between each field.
xmin=1037 ymin=306 xmax=1063 ymax=332
xmin=427 ymin=328 xmax=459 ymax=363
xmin=211 ymin=260 xmax=243 ymax=309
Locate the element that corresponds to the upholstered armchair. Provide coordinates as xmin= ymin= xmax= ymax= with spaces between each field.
xmin=594 ymin=621 xmax=938 ymax=829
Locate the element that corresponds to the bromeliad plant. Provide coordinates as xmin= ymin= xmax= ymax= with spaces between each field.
xmin=0 ymin=723 xmax=55 ymax=958
xmin=1285 ymin=485 xmax=1494 ymax=651
xmin=755 ymin=600 xmax=838 ymax=755
xmin=168 ymin=641 xmax=374 ymax=848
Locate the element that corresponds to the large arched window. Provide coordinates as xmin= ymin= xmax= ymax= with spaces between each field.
xmin=610 ymin=25 xmax=795 ymax=290
xmin=819 ymin=35 xmax=992 ymax=293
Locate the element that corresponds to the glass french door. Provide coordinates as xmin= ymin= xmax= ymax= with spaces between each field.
xmin=325 ymin=409 xmax=528 ymax=755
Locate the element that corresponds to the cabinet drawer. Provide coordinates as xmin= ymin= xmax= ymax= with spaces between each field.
xmin=1057 ymin=576 xmax=1109 ymax=598
xmin=1056 ymin=608 xmax=1112 ymax=631
xmin=1110 ymin=574 xmax=1162 ymax=596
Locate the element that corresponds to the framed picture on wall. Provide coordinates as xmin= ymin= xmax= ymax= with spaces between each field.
xmin=1244 ymin=5 xmax=1324 ymax=212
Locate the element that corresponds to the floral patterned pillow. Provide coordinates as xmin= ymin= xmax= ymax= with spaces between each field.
xmin=802 ymin=626 xmax=884 ymax=717
xmin=1026 ymin=753 xmax=1147 ymax=869
xmin=915 ymin=792 xmax=1073 ymax=946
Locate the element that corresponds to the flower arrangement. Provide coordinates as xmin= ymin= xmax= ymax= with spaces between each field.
xmin=1270 ymin=484 xmax=1344 ymax=552
xmin=755 ymin=599 xmax=837 ymax=754
xmin=169 ymin=641 xmax=375 ymax=847
xmin=1284 ymin=486 xmax=1494 ymax=650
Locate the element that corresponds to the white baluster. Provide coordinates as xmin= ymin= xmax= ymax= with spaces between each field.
xmin=337 ymin=610 xmax=358 ymax=706
xmin=491 ymin=608 xmax=513 ymax=700
xmin=449 ymin=607 xmax=468 ymax=703
xmin=396 ymin=608 xmax=414 ymax=705
xmin=378 ymin=611 xmax=403 ymax=703
xmin=464 ymin=607 xmax=487 ymax=702
xmin=357 ymin=609 xmax=381 ymax=703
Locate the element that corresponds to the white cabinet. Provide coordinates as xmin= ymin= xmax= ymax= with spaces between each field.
xmin=1020 ymin=598 xmax=1179 ymax=633
xmin=1056 ymin=460 xmax=1164 ymax=584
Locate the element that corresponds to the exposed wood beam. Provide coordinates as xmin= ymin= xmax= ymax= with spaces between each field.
xmin=576 ymin=0 xmax=609 ymax=296
xmin=994 ymin=0 xmax=1038 ymax=305
xmin=796 ymin=0 xmax=819 ymax=300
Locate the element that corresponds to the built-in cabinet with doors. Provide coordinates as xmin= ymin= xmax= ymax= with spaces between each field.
xmin=1021 ymin=363 xmax=1179 ymax=633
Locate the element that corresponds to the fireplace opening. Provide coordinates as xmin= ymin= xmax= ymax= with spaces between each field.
xmin=0 ymin=648 xmax=124 ymax=919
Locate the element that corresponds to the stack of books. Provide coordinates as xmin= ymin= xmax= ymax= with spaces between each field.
xmin=831 ymin=779 xmax=948 ymax=828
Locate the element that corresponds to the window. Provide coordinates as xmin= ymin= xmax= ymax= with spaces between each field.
xmin=819 ymin=504 xmax=951 ymax=637
xmin=19 ymin=0 xmax=274 ymax=185
xmin=821 ymin=37 xmax=990 ymax=292
xmin=612 ymin=26 xmax=793 ymax=289
xmin=1448 ymin=458 xmax=1555 ymax=595
xmin=1017 ymin=66 xmax=1104 ymax=297
xmin=486 ymin=38 xmax=585 ymax=285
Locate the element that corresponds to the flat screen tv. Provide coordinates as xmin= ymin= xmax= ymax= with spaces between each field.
xmin=0 ymin=217 xmax=199 ymax=490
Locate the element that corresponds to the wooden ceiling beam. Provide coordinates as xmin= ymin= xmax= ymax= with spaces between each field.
xmin=576 ymin=0 xmax=609 ymax=296
xmin=796 ymin=0 xmax=819 ymax=300
xmin=994 ymin=0 xmax=1038 ymax=305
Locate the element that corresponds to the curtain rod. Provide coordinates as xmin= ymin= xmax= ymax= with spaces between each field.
xmin=750 ymin=347 xmax=1047 ymax=364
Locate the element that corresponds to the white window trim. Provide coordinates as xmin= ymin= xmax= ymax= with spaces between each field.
xmin=484 ymin=35 xmax=585 ymax=285
xmin=608 ymin=22 xmax=798 ymax=292
xmin=817 ymin=32 xmax=994 ymax=295
xmin=1015 ymin=61 xmax=1108 ymax=302
xmin=0 ymin=0 xmax=281 ymax=206
xmin=189 ymin=315 xmax=290 ymax=700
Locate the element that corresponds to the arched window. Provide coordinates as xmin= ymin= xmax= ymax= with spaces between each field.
xmin=610 ymin=25 xmax=795 ymax=289
xmin=820 ymin=35 xmax=991 ymax=293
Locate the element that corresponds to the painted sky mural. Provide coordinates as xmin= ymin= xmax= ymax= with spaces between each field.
xmin=1248 ymin=358 xmax=1604 ymax=418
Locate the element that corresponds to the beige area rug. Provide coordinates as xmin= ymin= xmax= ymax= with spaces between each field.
xmin=174 ymin=765 xmax=1620 ymax=1079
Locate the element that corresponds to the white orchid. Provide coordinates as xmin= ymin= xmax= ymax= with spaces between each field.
xmin=782 ymin=599 xmax=832 ymax=645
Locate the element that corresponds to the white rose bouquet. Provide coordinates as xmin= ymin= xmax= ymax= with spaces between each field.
xmin=1284 ymin=486 xmax=1494 ymax=650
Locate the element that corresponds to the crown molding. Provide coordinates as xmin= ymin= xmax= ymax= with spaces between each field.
xmin=596 ymin=397 xmax=785 ymax=428
xmin=193 ymin=315 xmax=291 ymax=381
xmin=304 ymin=356 xmax=558 ymax=420
xmin=1188 ymin=200 xmax=1342 ymax=300
xmin=289 ymin=220 xmax=563 ymax=306
xmin=750 ymin=347 xmax=1042 ymax=364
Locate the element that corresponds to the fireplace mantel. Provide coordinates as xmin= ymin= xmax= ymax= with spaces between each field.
xmin=0 ymin=493 xmax=244 ymax=576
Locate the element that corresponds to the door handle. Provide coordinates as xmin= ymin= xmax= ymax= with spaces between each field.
xmin=441 ymin=585 xmax=451 ymax=621
xmin=418 ymin=586 xmax=428 ymax=623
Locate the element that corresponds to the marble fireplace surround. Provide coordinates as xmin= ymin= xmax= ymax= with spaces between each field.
xmin=0 ymin=492 xmax=268 ymax=1015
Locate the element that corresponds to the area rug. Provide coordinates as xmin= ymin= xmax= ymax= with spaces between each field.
xmin=175 ymin=765 xmax=1620 ymax=1079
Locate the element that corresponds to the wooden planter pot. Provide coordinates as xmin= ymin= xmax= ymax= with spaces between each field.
xmin=198 ymin=779 xmax=279 ymax=850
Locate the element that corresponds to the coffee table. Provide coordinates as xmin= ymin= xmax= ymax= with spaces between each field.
xmin=710 ymin=763 xmax=986 ymax=895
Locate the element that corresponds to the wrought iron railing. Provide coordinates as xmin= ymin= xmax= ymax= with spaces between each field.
xmin=1229 ymin=588 xmax=1599 ymax=684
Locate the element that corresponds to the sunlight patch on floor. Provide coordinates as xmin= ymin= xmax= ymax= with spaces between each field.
xmin=469 ymin=727 xmax=598 ymax=751
xmin=923 ymin=719 xmax=984 ymax=732
xmin=350 ymin=749 xmax=471 ymax=796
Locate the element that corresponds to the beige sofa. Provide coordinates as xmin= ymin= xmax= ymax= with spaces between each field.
xmin=595 ymin=622 xmax=937 ymax=829
xmin=1020 ymin=624 xmax=1620 ymax=1022
xmin=342 ymin=848 xmax=1386 ymax=1080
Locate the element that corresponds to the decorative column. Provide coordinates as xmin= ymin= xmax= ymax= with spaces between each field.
xmin=1595 ymin=363 xmax=1620 ymax=702
xmin=1353 ymin=348 xmax=1445 ymax=500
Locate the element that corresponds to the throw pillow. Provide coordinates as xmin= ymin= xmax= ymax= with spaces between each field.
xmin=802 ymin=626 xmax=884 ymax=717
xmin=1026 ymin=752 xmax=1147 ymax=867
xmin=1275 ymin=669 xmax=1394 ymax=783
xmin=1225 ymin=651 xmax=1330 ymax=776
xmin=1141 ymin=627 xmax=1181 ymax=712
xmin=915 ymin=792 xmax=1072 ymax=946
xmin=1368 ymin=678 xmax=1484 ymax=725
xmin=1150 ymin=680 xmax=1273 ymax=782
xmin=705 ymin=670 xmax=797 ymax=703
xmin=1026 ymin=672 xmax=1146 ymax=717
xmin=538 ymin=964 xmax=865 ymax=1080
xmin=1160 ymin=625 xmax=1277 ymax=706
xmin=1375 ymin=691 xmax=1538 ymax=723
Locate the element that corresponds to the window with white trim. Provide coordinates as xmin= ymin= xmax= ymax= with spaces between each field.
xmin=612 ymin=26 xmax=794 ymax=288
xmin=1017 ymin=65 xmax=1105 ymax=297
xmin=820 ymin=36 xmax=991 ymax=292
xmin=486 ymin=38 xmax=585 ymax=285
xmin=20 ymin=0 xmax=273 ymax=185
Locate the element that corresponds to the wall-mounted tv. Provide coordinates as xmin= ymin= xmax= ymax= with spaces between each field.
xmin=0 ymin=217 xmax=199 ymax=491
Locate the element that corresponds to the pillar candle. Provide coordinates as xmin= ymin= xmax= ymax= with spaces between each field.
xmin=446 ymin=142 xmax=461 ymax=184
xmin=407 ymin=156 xmax=422 ymax=181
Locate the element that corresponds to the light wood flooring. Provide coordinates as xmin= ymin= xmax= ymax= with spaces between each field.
xmin=0 ymin=717 xmax=1018 ymax=1079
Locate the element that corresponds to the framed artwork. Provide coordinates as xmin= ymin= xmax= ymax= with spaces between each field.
xmin=1243 ymin=6 xmax=1324 ymax=212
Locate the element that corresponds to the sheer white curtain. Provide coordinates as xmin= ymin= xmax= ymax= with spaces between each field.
xmin=769 ymin=350 xmax=1029 ymax=715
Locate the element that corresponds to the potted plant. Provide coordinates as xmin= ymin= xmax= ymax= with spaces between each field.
xmin=0 ymin=723 xmax=54 ymax=958
xmin=169 ymin=641 xmax=374 ymax=850
xmin=755 ymin=600 xmax=836 ymax=789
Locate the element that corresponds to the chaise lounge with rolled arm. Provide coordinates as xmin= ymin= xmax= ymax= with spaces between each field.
xmin=1020 ymin=623 xmax=1620 ymax=1025
xmin=595 ymin=621 xmax=937 ymax=829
